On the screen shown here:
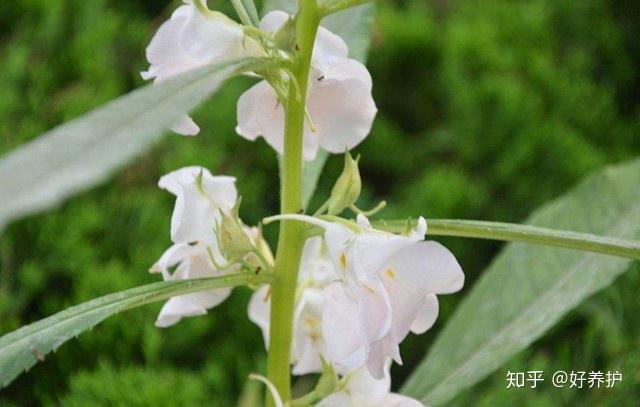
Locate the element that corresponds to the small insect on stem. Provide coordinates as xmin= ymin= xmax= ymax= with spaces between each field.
xmin=317 ymin=75 xmax=325 ymax=82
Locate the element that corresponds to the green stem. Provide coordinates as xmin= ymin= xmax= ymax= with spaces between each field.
xmin=266 ymin=1 xmax=320 ymax=405
xmin=319 ymin=0 xmax=372 ymax=17
xmin=373 ymin=219 xmax=640 ymax=259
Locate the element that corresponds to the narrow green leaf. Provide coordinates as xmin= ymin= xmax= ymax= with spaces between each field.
xmin=373 ymin=219 xmax=640 ymax=259
xmin=401 ymin=158 xmax=640 ymax=405
xmin=0 ymin=57 xmax=266 ymax=232
xmin=241 ymin=0 xmax=261 ymax=26
xmin=267 ymin=0 xmax=374 ymax=209
xmin=0 ymin=271 xmax=273 ymax=388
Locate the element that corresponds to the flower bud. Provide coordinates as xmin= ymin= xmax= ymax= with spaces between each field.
xmin=216 ymin=200 xmax=255 ymax=262
xmin=327 ymin=152 xmax=361 ymax=215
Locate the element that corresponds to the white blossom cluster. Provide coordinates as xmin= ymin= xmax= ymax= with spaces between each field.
xmin=144 ymin=1 xmax=464 ymax=405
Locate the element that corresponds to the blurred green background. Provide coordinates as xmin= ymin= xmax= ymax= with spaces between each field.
xmin=1 ymin=0 xmax=639 ymax=405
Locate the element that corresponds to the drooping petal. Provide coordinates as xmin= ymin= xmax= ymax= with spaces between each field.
xmin=377 ymin=241 xmax=461 ymax=345
xmin=312 ymin=26 xmax=349 ymax=66
xmin=321 ymin=283 xmax=368 ymax=370
xmin=170 ymin=115 xmax=200 ymax=136
xmin=150 ymin=243 xmax=195 ymax=279
xmin=349 ymin=232 xmax=416 ymax=283
xmin=259 ymin=10 xmax=290 ymax=32
xmin=235 ymin=80 xmax=285 ymax=152
xmin=144 ymin=5 xmax=246 ymax=82
xmin=291 ymin=288 xmax=326 ymax=375
xmin=143 ymin=3 xmax=257 ymax=136
xmin=238 ymin=11 xmax=376 ymax=159
xmin=143 ymin=6 xmax=200 ymax=82
xmin=390 ymin=241 xmax=465 ymax=295
xmin=248 ymin=285 xmax=271 ymax=349
xmin=307 ymin=63 xmax=377 ymax=155
xmin=410 ymin=293 xmax=439 ymax=334
xmin=158 ymin=166 xmax=209 ymax=195
xmin=298 ymin=237 xmax=339 ymax=284
xmin=158 ymin=167 xmax=237 ymax=244
xmin=152 ymin=242 xmax=232 ymax=327
xmin=156 ymin=295 xmax=208 ymax=327
xmin=358 ymin=280 xmax=393 ymax=342
xmin=346 ymin=365 xmax=392 ymax=404
xmin=366 ymin=334 xmax=401 ymax=379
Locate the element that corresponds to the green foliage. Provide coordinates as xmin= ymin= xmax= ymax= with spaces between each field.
xmin=402 ymin=158 xmax=640 ymax=405
xmin=0 ymin=56 xmax=259 ymax=231
xmin=61 ymin=362 xmax=211 ymax=406
xmin=0 ymin=0 xmax=638 ymax=405
xmin=0 ymin=272 xmax=270 ymax=388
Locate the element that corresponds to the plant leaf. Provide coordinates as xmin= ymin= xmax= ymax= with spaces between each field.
xmin=0 ymin=271 xmax=272 ymax=388
xmin=241 ymin=0 xmax=261 ymax=26
xmin=401 ymin=158 xmax=640 ymax=405
xmin=0 ymin=57 xmax=264 ymax=232
xmin=372 ymin=219 xmax=640 ymax=259
xmin=267 ymin=0 xmax=374 ymax=209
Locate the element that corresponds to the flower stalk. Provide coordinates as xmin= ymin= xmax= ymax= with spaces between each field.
xmin=266 ymin=0 xmax=321 ymax=405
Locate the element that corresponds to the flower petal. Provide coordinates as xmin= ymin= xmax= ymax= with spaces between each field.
xmin=155 ymin=288 xmax=231 ymax=328
xmin=391 ymin=241 xmax=464 ymax=295
xmin=236 ymin=80 xmax=285 ymax=153
xmin=248 ymin=285 xmax=271 ymax=349
xmin=259 ymin=10 xmax=289 ymax=32
xmin=313 ymin=26 xmax=349 ymax=66
xmin=410 ymin=294 xmax=439 ymax=335
xmin=170 ymin=115 xmax=200 ymax=136
xmin=158 ymin=167 xmax=237 ymax=244
xmin=346 ymin=365 xmax=391 ymax=404
xmin=321 ymin=283 xmax=368 ymax=370
xmin=307 ymin=62 xmax=377 ymax=155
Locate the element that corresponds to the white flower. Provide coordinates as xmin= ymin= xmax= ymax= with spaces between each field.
xmin=322 ymin=215 xmax=464 ymax=378
xmin=142 ymin=1 xmax=258 ymax=135
xmin=158 ymin=166 xmax=237 ymax=245
xmin=316 ymin=365 xmax=423 ymax=407
xmin=151 ymin=166 xmax=253 ymax=327
xmin=249 ymin=237 xmax=338 ymax=375
xmin=261 ymin=214 xmax=464 ymax=378
xmin=236 ymin=11 xmax=377 ymax=161
xmin=151 ymin=242 xmax=232 ymax=327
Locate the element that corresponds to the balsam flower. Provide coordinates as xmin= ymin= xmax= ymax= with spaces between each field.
xmin=260 ymin=214 xmax=464 ymax=378
xmin=249 ymin=214 xmax=463 ymax=378
xmin=142 ymin=0 xmax=258 ymax=135
xmin=151 ymin=242 xmax=232 ymax=327
xmin=151 ymin=166 xmax=258 ymax=327
xmin=316 ymin=364 xmax=423 ymax=407
xmin=249 ymin=237 xmax=338 ymax=375
xmin=321 ymin=215 xmax=464 ymax=377
xmin=236 ymin=11 xmax=377 ymax=161
xmin=158 ymin=166 xmax=237 ymax=245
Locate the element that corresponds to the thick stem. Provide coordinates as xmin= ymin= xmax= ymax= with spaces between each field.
xmin=266 ymin=1 xmax=320 ymax=405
